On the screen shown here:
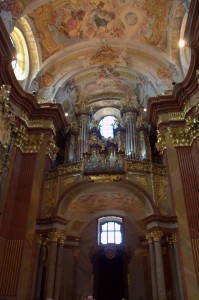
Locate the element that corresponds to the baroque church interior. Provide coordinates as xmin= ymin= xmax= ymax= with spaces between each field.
xmin=0 ymin=0 xmax=199 ymax=299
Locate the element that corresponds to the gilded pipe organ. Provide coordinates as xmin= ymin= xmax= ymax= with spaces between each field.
xmin=63 ymin=94 xmax=151 ymax=175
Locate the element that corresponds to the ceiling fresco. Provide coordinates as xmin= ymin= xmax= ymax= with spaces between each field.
xmin=0 ymin=0 xmax=190 ymax=118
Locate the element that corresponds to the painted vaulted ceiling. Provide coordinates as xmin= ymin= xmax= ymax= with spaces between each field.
xmin=0 ymin=0 xmax=191 ymax=120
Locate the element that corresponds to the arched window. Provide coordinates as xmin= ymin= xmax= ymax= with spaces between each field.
xmin=10 ymin=27 xmax=29 ymax=81
xmin=99 ymin=115 xmax=116 ymax=139
xmin=98 ymin=216 xmax=122 ymax=245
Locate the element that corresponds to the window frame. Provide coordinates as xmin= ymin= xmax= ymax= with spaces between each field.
xmin=98 ymin=216 xmax=123 ymax=246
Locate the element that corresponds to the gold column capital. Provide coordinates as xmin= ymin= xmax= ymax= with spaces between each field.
xmin=168 ymin=116 xmax=199 ymax=148
xmin=146 ymin=233 xmax=153 ymax=243
xmin=48 ymin=231 xmax=60 ymax=243
xmin=36 ymin=234 xmax=43 ymax=244
xmin=168 ymin=233 xmax=178 ymax=244
xmin=73 ymin=248 xmax=80 ymax=257
xmin=13 ymin=125 xmax=44 ymax=153
xmin=149 ymin=230 xmax=163 ymax=242
xmin=58 ymin=234 xmax=66 ymax=244
xmin=48 ymin=231 xmax=66 ymax=243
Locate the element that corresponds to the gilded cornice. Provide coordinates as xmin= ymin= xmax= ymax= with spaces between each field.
xmin=157 ymin=100 xmax=192 ymax=126
xmin=87 ymin=174 xmax=122 ymax=183
xmin=36 ymin=232 xmax=66 ymax=244
xmin=125 ymin=160 xmax=167 ymax=175
xmin=46 ymin=160 xmax=168 ymax=180
xmin=12 ymin=124 xmax=58 ymax=157
xmin=46 ymin=162 xmax=83 ymax=179
xmin=20 ymin=112 xmax=56 ymax=135
xmin=169 ymin=112 xmax=185 ymax=121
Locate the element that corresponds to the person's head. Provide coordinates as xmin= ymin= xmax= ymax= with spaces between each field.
xmin=87 ymin=296 xmax=93 ymax=300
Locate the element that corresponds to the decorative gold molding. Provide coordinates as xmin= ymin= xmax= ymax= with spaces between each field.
xmin=168 ymin=116 xmax=198 ymax=147
xmin=41 ymin=237 xmax=49 ymax=246
xmin=63 ymin=177 xmax=76 ymax=186
xmin=36 ymin=96 xmax=56 ymax=104
xmin=36 ymin=234 xmax=49 ymax=245
xmin=169 ymin=112 xmax=185 ymax=121
xmin=36 ymin=234 xmax=43 ymax=244
xmin=48 ymin=231 xmax=59 ymax=242
xmin=149 ymin=230 xmax=163 ymax=242
xmin=146 ymin=233 xmax=153 ymax=243
xmin=46 ymin=162 xmax=82 ymax=179
xmin=156 ymin=130 xmax=167 ymax=154
xmin=0 ymin=85 xmax=14 ymax=172
xmin=20 ymin=112 xmax=56 ymax=135
xmin=126 ymin=160 xmax=151 ymax=173
xmin=58 ymin=234 xmax=66 ymax=244
xmin=45 ymin=134 xmax=57 ymax=159
xmin=48 ymin=231 xmax=66 ymax=243
xmin=134 ymin=175 xmax=148 ymax=188
xmin=154 ymin=176 xmax=169 ymax=216
xmin=87 ymin=174 xmax=122 ymax=183
xmin=168 ymin=233 xmax=177 ymax=244
xmin=14 ymin=125 xmax=44 ymax=153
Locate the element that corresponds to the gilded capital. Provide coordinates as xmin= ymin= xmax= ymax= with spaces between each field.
xmin=149 ymin=230 xmax=163 ymax=242
xmin=146 ymin=233 xmax=153 ymax=243
xmin=36 ymin=234 xmax=43 ymax=244
xmin=168 ymin=116 xmax=198 ymax=147
xmin=14 ymin=125 xmax=44 ymax=153
xmin=48 ymin=231 xmax=59 ymax=243
xmin=73 ymin=248 xmax=80 ymax=257
xmin=168 ymin=233 xmax=177 ymax=244
xmin=41 ymin=237 xmax=49 ymax=246
xmin=58 ymin=234 xmax=66 ymax=244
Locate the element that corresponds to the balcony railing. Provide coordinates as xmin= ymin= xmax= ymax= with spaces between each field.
xmin=83 ymin=152 xmax=125 ymax=175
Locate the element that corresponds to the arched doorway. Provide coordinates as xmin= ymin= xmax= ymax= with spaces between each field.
xmin=55 ymin=180 xmax=154 ymax=299
xmin=92 ymin=247 xmax=129 ymax=300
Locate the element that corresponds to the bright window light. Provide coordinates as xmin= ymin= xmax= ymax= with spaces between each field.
xmin=98 ymin=216 xmax=123 ymax=245
xmin=99 ymin=116 xmax=116 ymax=139
xmin=179 ymin=39 xmax=185 ymax=48
xmin=10 ymin=27 xmax=29 ymax=81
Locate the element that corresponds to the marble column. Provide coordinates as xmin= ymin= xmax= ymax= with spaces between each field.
xmin=46 ymin=232 xmax=59 ymax=300
xmin=146 ymin=234 xmax=158 ymax=300
xmin=72 ymin=247 xmax=80 ymax=300
xmin=54 ymin=234 xmax=66 ymax=300
xmin=151 ymin=231 xmax=166 ymax=300
xmin=31 ymin=235 xmax=42 ymax=300
xmin=172 ymin=234 xmax=184 ymax=300
xmin=168 ymin=237 xmax=179 ymax=300
xmin=35 ymin=238 xmax=48 ymax=300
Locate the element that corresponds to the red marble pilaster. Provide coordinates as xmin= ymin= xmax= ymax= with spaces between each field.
xmin=176 ymin=146 xmax=199 ymax=284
